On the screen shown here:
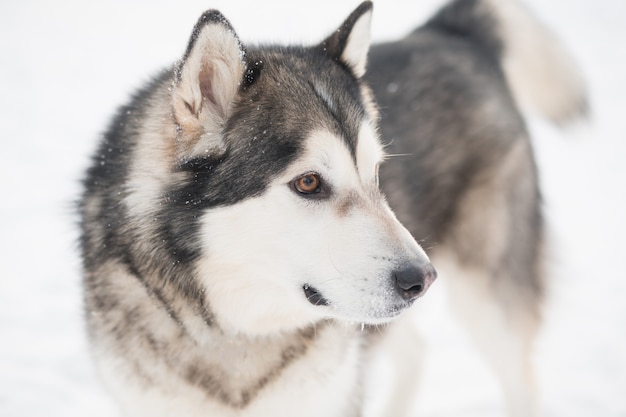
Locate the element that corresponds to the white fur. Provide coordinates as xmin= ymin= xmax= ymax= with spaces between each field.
xmin=196 ymin=125 xmax=428 ymax=336
xmin=433 ymin=249 xmax=539 ymax=417
xmin=123 ymin=95 xmax=178 ymax=224
xmin=484 ymin=0 xmax=587 ymax=124
xmin=176 ymin=25 xmax=243 ymax=119
xmin=173 ymin=21 xmax=244 ymax=159
xmin=125 ymin=21 xmax=245 ymax=232
xmin=95 ymin=324 xmax=362 ymax=417
xmin=342 ymin=8 xmax=372 ymax=78
xmin=356 ymin=120 xmax=384 ymax=185
xmin=368 ymin=312 xmax=426 ymax=417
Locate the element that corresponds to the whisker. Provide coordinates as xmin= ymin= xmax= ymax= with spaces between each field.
xmin=384 ymin=153 xmax=413 ymax=158
xmin=326 ymin=245 xmax=349 ymax=280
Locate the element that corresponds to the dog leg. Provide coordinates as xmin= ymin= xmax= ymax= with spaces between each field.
xmin=441 ymin=261 xmax=540 ymax=417
xmin=438 ymin=140 xmax=544 ymax=417
xmin=370 ymin=314 xmax=425 ymax=417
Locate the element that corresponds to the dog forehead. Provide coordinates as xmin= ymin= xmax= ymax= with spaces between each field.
xmin=240 ymin=46 xmax=366 ymax=151
xmin=297 ymin=121 xmax=383 ymax=183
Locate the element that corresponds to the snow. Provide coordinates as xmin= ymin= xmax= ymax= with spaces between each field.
xmin=0 ymin=0 xmax=624 ymax=416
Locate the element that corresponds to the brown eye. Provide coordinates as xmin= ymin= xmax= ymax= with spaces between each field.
xmin=294 ymin=173 xmax=321 ymax=194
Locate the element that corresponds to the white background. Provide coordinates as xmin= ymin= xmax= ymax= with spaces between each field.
xmin=1 ymin=0 xmax=624 ymax=416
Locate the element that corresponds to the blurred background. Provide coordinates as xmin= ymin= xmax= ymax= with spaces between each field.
xmin=1 ymin=0 xmax=624 ymax=416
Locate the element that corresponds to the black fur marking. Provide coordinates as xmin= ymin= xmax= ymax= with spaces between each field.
xmin=150 ymin=46 xmax=369 ymax=302
xmin=81 ymin=19 xmax=373 ymax=413
xmin=82 ymin=42 xmax=371 ymax=341
xmin=242 ymin=60 xmax=263 ymax=89
xmin=79 ymin=1 xmax=552 ymax=414
xmin=80 ymin=69 xmax=172 ymax=270
xmin=307 ymin=79 xmax=362 ymax=160
xmin=80 ymin=68 xmax=218 ymax=338
xmin=302 ymin=59 xmax=365 ymax=160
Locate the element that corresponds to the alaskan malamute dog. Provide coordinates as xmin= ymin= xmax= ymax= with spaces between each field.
xmin=80 ymin=0 xmax=585 ymax=416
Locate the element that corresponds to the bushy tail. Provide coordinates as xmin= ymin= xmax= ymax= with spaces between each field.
xmin=428 ymin=0 xmax=589 ymax=125
xmin=488 ymin=0 xmax=588 ymax=124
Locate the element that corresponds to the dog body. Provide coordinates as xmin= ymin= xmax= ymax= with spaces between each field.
xmin=80 ymin=1 xmax=585 ymax=416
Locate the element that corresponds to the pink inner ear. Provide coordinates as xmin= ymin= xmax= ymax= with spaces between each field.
xmin=199 ymin=64 xmax=222 ymax=118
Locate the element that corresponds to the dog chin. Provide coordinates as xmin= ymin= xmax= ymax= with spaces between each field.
xmin=303 ymin=284 xmax=412 ymax=325
xmin=322 ymin=305 xmax=410 ymax=327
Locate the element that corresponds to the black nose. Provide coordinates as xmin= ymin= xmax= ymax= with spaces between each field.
xmin=394 ymin=263 xmax=437 ymax=301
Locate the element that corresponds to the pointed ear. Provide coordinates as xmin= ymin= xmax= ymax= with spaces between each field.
xmin=172 ymin=11 xmax=244 ymax=157
xmin=320 ymin=1 xmax=373 ymax=78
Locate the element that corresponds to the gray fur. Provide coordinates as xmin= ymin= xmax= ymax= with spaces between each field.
xmin=80 ymin=0 xmax=585 ymax=416
xmin=368 ymin=8 xmax=544 ymax=310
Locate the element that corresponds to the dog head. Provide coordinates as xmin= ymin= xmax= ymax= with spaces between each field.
xmin=169 ymin=2 xmax=436 ymax=335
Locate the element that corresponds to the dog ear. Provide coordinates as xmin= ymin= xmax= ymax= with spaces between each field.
xmin=320 ymin=1 xmax=373 ymax=78
xmin=172 ymin=11 xmax=244 ymax=157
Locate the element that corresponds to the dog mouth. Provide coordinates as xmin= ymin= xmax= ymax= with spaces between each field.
xmin=303 ymin=284 xmax=329 ymax=306
xmin=301 ymin=284 xmax=414 ymax=323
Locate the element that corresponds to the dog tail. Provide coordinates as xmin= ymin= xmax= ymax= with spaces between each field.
xmin=425 ymin=0 xmax=589 ymax=125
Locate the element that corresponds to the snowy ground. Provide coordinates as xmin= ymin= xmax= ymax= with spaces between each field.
xmin=1 ymin=0 xmax=624 ymax=416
